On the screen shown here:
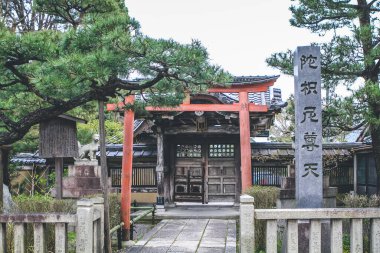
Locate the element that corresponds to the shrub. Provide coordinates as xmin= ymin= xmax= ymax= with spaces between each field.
xmin=108 ymin=193 xmax=121 ymax=228
xmin=6 ymin=195 xmax=76 ymax=253
xmin=340 ymin=193 xmax=379 ymax=252
xmin=341 ymin=193 xmax=380 ymax=208
xmin=244 ymin=185 xmax=280 ymax=252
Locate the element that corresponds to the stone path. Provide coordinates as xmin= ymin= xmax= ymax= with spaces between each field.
xmin=124 ymin=219 xmax=236 ymax=253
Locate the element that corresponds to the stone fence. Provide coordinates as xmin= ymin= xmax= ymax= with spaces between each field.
xmin=0 ymin=197 xmax=104 ymax=253
xmin=240 ymin=194 xmax=380 ymax=253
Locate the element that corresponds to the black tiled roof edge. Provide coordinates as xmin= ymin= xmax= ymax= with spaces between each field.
xmin=11 ymin=152 xmax=46 ymax=165
xmin=230 ymin=75 xmax=280 ymax=85
xmin=251 ymin=142 xmax=365 ymax=149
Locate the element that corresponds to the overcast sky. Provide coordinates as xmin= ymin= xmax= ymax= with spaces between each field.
xmin=124 ymin=0 xmax=325 ymax=99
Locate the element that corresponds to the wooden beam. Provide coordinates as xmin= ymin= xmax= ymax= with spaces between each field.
xmin=239 ymin=92 xmax=252 ymax=192
xmin=146 ymin=104 xmax=268 ymax=112
xmin=121 ymin=95 xmax=134 ymax=241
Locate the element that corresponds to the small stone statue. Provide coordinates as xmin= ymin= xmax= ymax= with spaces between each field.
xmin=76 ymin=134 xmax=100 ymax=160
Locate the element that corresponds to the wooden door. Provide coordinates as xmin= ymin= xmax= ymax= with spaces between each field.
xmin=173 ymin=142 xmax=238 ymax=203
xmin=207 ymin=144 xmax=237 ymax=202
xmin=174 ymin=144 xmax=204 ymax=202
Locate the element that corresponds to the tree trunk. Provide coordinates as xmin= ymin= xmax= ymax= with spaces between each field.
xmin=98 ymin=100 xmax=112 ymax=253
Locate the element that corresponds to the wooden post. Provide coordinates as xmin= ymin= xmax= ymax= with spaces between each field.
xmin=239 ymin=91 xmax=252 ymax=192
xmin=156 ymin=127 xmax=165 ymax=205
xmin=121 ymin=95 xmax=135 ymax=241
xmin=98 ymin=100 xmax=112 ymax=253
xmin=55 ymin=157 xmax=63 ymax=199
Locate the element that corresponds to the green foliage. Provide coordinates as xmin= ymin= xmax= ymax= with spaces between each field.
xmin=267 ymin=0 xmax=380 ymax=133
xmin=340 ymin=193 xmax=380 ymax=208
xmin=12 ymin=125 xmax=39 ymax=153
xmin=12 ymin=194 xmax=76 ymax=213
xmin=7 ymin=195 xmax=76 ymax=252
xmin=244 ymin=186 xmax=279 ymax=252
xmin=77 ymin=119 xmax=124 ymax=144
xmin=0 ymin=0 xmax=230 ymax=146
xmin=109 ymin=193 xmax=121 ymax=228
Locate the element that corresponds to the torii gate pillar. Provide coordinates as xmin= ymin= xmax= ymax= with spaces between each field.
xmin=106 ymin=95 xmax=136 ymax=241
xmin=239 ymin=91 xmax=252 ymax=192
xmin=120 ymin=96 xmax=134 ymax=240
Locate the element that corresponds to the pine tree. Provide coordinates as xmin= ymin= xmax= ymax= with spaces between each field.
xmin=0 ymin=0 xmax=229 ymax=145
xmin=266 ymin=0 xmax=380 ymax=193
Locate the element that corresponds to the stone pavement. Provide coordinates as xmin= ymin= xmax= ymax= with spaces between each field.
xmin=124 ymin=219 xmax=236 ymax=253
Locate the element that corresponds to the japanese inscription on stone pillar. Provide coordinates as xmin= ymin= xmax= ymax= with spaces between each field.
xmin=294 ymin=46 xmax=323 ymax=208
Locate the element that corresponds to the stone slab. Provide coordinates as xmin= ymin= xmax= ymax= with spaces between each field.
xmin=197 ymin=248 xmax=225 ymax=253
xmin=124 ymin=218 xmax=236 ymax=253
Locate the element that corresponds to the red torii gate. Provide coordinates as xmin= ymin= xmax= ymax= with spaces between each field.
xmin=107 ymin=79 xmax=276 ymax=240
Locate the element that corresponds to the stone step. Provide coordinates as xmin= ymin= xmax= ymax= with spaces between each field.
xmin=173 ymin=202 xmax=238 ymax=209
xmin=62 ymin=177 xmax=101 ymax=189
xmin=63 ymin=188 xmax=102 ymax=198
xmin=51 ymin=188 xmax=102 ymax=198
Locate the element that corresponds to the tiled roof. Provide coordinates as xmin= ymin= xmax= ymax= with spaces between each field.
xmin=98 ymin=144 xmax=156 ymax=158
xmin=251 ymin=142 xmax=364 ymax=159
xmin=230 ymin=75 xmax=279 ymax=85
xmin=11 ymin=152 xmax=46 ymax=165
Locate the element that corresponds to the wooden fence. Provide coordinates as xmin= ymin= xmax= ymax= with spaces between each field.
xmin=110 ymin=167 xmax=156 ymax=187
xmin=240 ymin=195 xmax=380 ymax=253
xmin=0 ymin=197 xmax=104 ymax=253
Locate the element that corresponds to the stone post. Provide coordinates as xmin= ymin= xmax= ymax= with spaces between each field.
xmin=14 ymin=223 xmax=26 ymax=253
xmin=55 ymin=223 xmax=68 ymax=253
xmin=294 ymin=46 xmax=323 ymax=208
xmin=240 ymin=195 xmax=255 ymax=253
xmin=76 ymin=199 xmax=94 ymax=253
xmin=92 ymin=197 xmax=104 ymax=253
xmin=0 ymin=223 xmax=6 ymax=253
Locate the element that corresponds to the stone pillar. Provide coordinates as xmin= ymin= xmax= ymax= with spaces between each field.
xmin=294 ymin=46 xmax=323 ymax=208
xmin=240 ymin=195 xmax=255 ymax=253
xmin=76 ymin=199 xmax=94 ymax=253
